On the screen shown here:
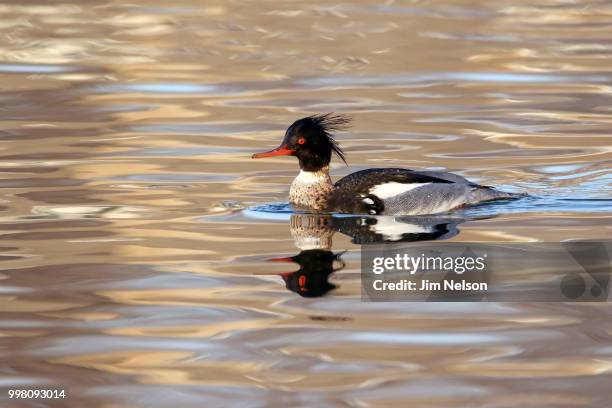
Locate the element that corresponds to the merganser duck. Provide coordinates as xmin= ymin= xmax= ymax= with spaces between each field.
xmin=252 ymin=114 xmax=521 ymax=215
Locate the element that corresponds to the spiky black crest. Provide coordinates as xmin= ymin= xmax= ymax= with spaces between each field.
xmin=307 ymin=113 xmax=351 ymax=165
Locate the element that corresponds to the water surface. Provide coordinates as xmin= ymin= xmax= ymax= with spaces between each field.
xmin=0 ymin=1 xmax=611 ymax=407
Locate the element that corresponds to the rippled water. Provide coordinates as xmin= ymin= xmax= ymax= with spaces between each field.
xmin=1 ymin=1 xmax=611 ymax=407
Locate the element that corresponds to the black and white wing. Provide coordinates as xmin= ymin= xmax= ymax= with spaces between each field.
xmin=328 ymin=168 xmax=456 ymax=215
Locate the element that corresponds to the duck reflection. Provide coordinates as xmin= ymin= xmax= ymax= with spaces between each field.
xmin=269 ymin=250 xmax=344 ymax=297
xmin=332 ymin=214 xmax=461 ymax=244
xmin=266 ymin=213 xmax=466 ymax=297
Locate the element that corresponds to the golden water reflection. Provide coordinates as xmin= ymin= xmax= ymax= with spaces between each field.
xmin=0 ymin=0 xmax=611 ymax=407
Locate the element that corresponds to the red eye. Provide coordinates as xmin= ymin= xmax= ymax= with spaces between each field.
xmin=297 ymin=137 xmax=306 ymax=145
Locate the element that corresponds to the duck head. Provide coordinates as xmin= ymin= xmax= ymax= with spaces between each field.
xmin=252 ymin=113 xmax=350 ymax=171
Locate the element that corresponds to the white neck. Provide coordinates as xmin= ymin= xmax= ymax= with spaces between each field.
xmin=295 ymin=167 xmax=331 ymax=184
